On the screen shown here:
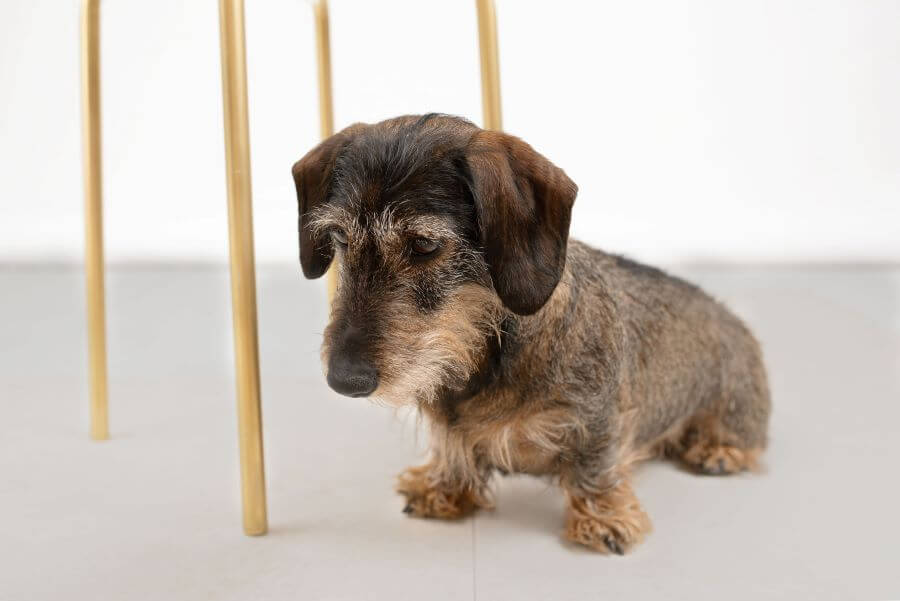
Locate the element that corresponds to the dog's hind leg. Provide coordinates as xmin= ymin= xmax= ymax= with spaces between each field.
xmin=677 ymin=355 xmax=770 ymax=475
xmin=677 ymin=425 xmax=762 ymax=475
xmin=670 ymin=327 xmax=771 ymax=476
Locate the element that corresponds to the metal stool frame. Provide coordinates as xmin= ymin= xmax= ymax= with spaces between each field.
xmin=80 ymin=0 xmax=502 ymax=536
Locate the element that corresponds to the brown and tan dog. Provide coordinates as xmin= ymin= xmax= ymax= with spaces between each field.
xmin=292 ymin=114 xmax=771 ymax=554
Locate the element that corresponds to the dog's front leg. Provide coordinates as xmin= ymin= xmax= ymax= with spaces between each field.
xmin=396 ymin=459 xmax=491 ymax=520
xmin=562 ymin=474 xmax=652 ymax=555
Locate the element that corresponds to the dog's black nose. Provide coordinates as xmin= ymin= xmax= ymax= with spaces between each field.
xmin=326 ymin=353 xmax=378 ymax=397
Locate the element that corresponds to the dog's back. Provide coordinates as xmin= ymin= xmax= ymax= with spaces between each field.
xmin=564 ymin=240 xmax=771 ymax=462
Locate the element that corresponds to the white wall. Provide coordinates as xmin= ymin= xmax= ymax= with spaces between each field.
xmin=1 ymin=0 xmax=898 ymax=264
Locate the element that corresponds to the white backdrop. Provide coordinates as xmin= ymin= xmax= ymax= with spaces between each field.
xmin=1 ymin=0 xmax=898 ymax=264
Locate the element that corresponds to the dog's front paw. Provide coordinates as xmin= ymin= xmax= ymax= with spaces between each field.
xmin=565 ymin=511 xmax=649 ymax=555
xmin=563 ymin=481 xmax=652 ymax=555
xmin=396 ymin=465 xmax=483 ymax=520
xmin=399 ymin=487 xmax=478 ymax=520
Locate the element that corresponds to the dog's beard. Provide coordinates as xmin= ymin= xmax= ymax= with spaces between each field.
xmin=372 ymin=285 xmax=503 ymax=408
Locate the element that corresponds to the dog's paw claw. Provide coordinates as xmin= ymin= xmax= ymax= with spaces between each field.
xmin=402 ymin=503 xmax=414 ymax=514
xmin=603 ymin=535 xmax=624 ymax=555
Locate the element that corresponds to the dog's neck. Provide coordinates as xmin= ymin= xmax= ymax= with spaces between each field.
xmin=429 ymin=314 xmax=513 ymax=422
xmin=426 ymin=268 xmax=581 ymax=424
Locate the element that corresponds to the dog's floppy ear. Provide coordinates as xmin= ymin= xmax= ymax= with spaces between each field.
xmin=464 ymin=130 xmax=577 ymax=315
xmin=292 ymin=124 xmax=364 ymax=279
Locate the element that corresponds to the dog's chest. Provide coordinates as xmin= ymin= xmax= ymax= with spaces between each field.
xmin=465 ymin=408 xmax=573 ymax=475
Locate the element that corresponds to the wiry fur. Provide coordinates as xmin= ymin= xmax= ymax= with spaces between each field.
xmin=293 ymin=114 xmax=772 ymax=555
xmin=366 ymin=284 xmax=503 ymax=406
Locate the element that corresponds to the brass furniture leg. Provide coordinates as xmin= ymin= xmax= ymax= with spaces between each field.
xmin=475 ymin=0 xmax=502 ymax=131
xmin=313 ymin=0 xmax=335 ymax=141
xmin=218 ymin=0 xmax=268 ymax=536
xmin=81 ymin=0 xmax=109 ymax=441
xmin=313 ymin=0 xmax=338 ymax=300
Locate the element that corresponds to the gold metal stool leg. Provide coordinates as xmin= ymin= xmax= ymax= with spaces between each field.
xmin=81 ymin=0 xmax=109 ymax=441
xmin=313 ymin=0 xmax=335 ymax=142
xmin=475 ymin=0 xmax=502 ymax=131
xmin=313 ymin=0 xmax=338 ymax=301
xmin=218 ymin=0 xmax=268 ymax=536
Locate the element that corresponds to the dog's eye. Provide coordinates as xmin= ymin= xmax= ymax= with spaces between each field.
xmin=331 ymin=229 xmax=348 ymax=247
xmin=411 ymin=237 xmax=439 ymax=256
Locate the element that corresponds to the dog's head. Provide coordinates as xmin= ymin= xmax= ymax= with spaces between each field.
xmin=292 ymin=114 xmax=577 ymax=405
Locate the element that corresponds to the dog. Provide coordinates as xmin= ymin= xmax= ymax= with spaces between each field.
xmin=292 ymin=114 xmax=771 ymax=554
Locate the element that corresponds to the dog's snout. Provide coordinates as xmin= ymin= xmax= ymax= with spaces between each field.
xmin=326 ymin=325 xmax=378 ymax=397
xmin=327 ymin=353 xmax=378 ymax=397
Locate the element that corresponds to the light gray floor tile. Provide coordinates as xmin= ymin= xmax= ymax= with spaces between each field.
xmin=0 ymin=265 xmax=897 ymax=600
xmin=0 ymin=266 xmax=473 ymax=601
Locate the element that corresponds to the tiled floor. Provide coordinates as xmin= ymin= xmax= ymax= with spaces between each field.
xmin=1 ymin=264 xmax=898 ymax=600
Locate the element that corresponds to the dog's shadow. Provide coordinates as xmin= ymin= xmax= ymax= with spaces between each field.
xmin=476 ymin=475 xmax=566 ymax=536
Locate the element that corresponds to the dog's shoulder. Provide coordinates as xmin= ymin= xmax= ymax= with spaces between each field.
xmin=566 ymin=239 xmax=701 ymax=295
